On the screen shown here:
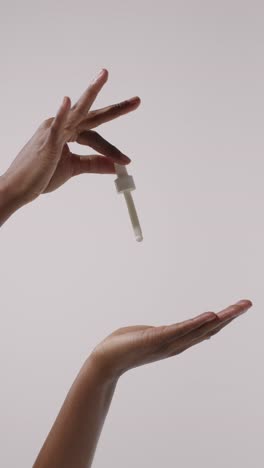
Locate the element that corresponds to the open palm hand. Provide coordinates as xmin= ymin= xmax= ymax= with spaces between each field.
xmin=91 ymin=300 xmax=252 ymax=380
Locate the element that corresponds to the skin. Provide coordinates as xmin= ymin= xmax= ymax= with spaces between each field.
xmin=33 ymin=300 xmax=252 ymax=468
xmin=0 ymin=70 xmax=253 ymax=467
xmin=0 ymin=68 xmax=140 ymax=226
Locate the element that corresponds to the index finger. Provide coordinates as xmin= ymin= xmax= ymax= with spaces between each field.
xmin=71 ymin=69 xmax=109 ymax=121
xmin=81 ymin=96 xmax=141 ymax=130
xmin=217 ymin=299 xmax=252 ymax=322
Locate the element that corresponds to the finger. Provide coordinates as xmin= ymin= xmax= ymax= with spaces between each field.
xmin=76 ymin=130 xmax=131 ymax=164
xmin=149 ymin=312 xmax=217 ymax=347
xmin=79 ymin=96 xmax=141 ymax=130
xmin=205 ymin=317 xmax=234 ymax=338
xmin=169 ymin=318 xmax=235 ymax=357
xmin=164 ymin=316 xmax=221 ymax=355
xmin=48 ymin=96 xmax=71 ymax=145
xmin=152 ymin=299 xmax=252 ymax=352
xmin=167 ymin=300 xmax=252 ymax=352
xmin=217 ymin=299 xmax=252 ymax=322
xmin=70 ymin=69 xmax=108 ymax=122
xmin=71 ymin=154 xmax=116 ymax=175
xmin=166 ymin=306 xmax=246 ymax=357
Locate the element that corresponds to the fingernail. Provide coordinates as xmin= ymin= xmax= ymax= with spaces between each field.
xmin=129 ymin=96 xmax=141 ymax=105
xmin=233 ymin=301 xmax=253 ymax=315
xmin=235 ymin=299 xmax=253 ymax=307
xmin=98 ymin=68 xmax=106 ymax=77
xmin=120 ymin=154 xmax=131 ymax=164
xmin=91 ymin=70 xmax=103 ymax=84
xmin=91 ymin=69 xmax=105 ymax=84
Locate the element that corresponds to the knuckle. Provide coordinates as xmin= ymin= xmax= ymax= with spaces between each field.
xmin=70 ymin=104 xmax=86 ymax=121
xmin=64 ymin=120 xmax=74 ymax=133
xmin=77 ymin=107 xmax=88 ymax=120
xmin=205 ymin=311 xmax=217 ymax=320
xmin=67 ymin=128 xmax=79 ymax=142
xmin=112 ymin=101 xmax=126 ymax=111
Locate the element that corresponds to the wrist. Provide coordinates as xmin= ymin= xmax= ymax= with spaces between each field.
xmin=82 ymin=353 xmax=120 ymax=388
xmin=0 ymin=173 xmax=25 ymax=225
xmin=0 ymin=174 xmax=8 ymax=200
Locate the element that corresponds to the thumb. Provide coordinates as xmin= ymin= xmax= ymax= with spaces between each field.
xmin=71 ymin=154 xmax=116 ymax=175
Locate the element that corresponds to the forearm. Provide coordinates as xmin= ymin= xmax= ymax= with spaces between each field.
xmin=0 ymin=174 xmax=23 ymax=227
xmin=33 ymin=356 xmax=118 ymax=468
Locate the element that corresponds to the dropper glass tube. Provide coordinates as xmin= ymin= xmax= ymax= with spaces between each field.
xmin=114 ymin=164 xmax=143 ymax=242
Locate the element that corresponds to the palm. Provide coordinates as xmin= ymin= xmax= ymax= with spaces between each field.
xmin=94 ymin=326 xmax=156 ymax=375
xmin=92 ymin=300 xmax=252 ymax=379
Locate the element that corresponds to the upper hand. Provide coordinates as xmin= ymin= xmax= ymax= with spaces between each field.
xmin=90 ymin=300 xmax=252 ymax=380
xmin=2 ymin=69 xmax=140 ymax=205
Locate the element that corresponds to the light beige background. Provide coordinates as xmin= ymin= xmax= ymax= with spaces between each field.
xmin=0 ymin=1 xmax=263 ymax=467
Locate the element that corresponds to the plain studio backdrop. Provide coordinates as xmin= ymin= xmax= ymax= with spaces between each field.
xmin=0 ymin=1 xmax=263 ymax=467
